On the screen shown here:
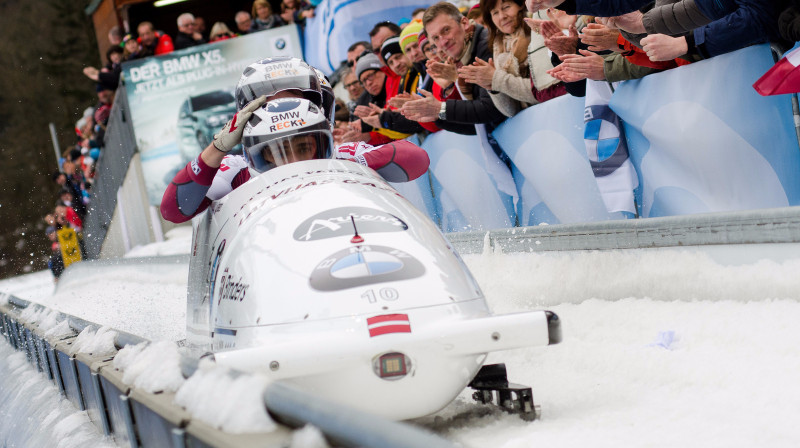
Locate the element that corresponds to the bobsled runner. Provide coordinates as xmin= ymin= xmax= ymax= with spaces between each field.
xmin=185 ymin=159 xmax=561 ymax=421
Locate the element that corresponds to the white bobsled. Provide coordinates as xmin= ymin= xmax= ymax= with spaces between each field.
xmin=186 ymin=159 xmax=560 ymax=421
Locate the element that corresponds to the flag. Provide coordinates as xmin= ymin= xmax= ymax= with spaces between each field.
xmin=753 ymin=46 xmax=800 ymax=96
xmin=584 ymin=80 xmax=638 ymax=215
xmin=367 ymin=314 xmax=411 ymax=337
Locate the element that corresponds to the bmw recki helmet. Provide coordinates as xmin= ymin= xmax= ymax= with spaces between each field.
xmin=313 ymin=67 xmax=336 ymax=124
xmin=242 ymin=98 xmax=334 ymax=173
xmin=235 ymin=57 xmax=322 ymax=111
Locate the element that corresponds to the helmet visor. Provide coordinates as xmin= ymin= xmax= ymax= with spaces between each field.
xmin=247 ymin=130 xmax=333 ymax=172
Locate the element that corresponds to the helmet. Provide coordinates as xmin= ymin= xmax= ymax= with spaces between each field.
xmin=313 ymin=67 xmax=336 ymax=124
xmin=242 ymin=98 xmax=334 ymax=173
xmin=235 ymin=57 xmax=322 ymax=110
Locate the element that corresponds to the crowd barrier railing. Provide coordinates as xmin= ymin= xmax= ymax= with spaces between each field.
xmin=418 ymin=44 xmax=800 ymax=232
xmin=0 ymin=293 xmax=458 ymax=448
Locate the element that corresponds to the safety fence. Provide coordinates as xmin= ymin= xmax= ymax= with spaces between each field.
xmin=82 ymin=83 xmax=137 ymax=259
xmin=0 ymin=293 xmax=457 ymax=448
xmin=447 ymin=205 xmax=800 ymax=255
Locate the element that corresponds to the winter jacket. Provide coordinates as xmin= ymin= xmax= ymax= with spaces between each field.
xmin=174 ymin=31 xmax=206 ymax=50
xmin=642 ymin=0 xmax=788 ymax=60
xmin=558 ymin=0 xmax=744 ymax=23
xmin=378 ymin=67 xmax=428 ymax=135
xmin=138 ymin=32 xmax=174 ymax=57
xmin=251 ymin=15 xmax=286 ymax=32
xmin=779 ymin=2 xmax=800 ymax=42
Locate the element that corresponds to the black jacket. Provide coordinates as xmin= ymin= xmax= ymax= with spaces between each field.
xmin=174 ymin=31 xmax=206 ymax=50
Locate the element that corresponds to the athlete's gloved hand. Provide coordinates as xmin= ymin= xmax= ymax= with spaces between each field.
xmin=213 ymin=95 xmax=267 ymax=152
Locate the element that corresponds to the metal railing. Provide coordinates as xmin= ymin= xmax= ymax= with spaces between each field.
xmin=0 ymin=295 xmax=458 ymax=448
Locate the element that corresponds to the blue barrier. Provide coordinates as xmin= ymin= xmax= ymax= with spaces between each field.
xmin=612 ymin=44 xmax=800 ymax=217
xmin=421 ymin=131 xmax=516 ymax=232
xmin=401 ymin=44 xmax=800 ymax=232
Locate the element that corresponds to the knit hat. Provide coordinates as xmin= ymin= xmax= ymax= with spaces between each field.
xmin=418 ymin=30 xmax=429 ymax=51
xmin=355 ymin=52 xmax=383 ymax=81
xmin=399 ymin=20 xmax=423 ymax=54
xmin=380 ymin=37 xmax=404 ymax=63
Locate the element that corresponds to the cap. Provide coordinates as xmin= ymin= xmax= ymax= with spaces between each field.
xmin=380 ymin=37 xmax=404 ymax=63
xmin=355 ymin=52 xmax=383 ymax=80
xmin=399 ymin=21 xmax=423 ymax=54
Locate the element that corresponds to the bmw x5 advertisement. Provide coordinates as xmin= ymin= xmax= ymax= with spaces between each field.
xmin=122 ymin=25 xmax=303 ymax=205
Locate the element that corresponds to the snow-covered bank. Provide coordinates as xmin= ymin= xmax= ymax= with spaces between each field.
xmin=0 ymin=339 xmax=115 ymax=447
xmin=2 ymin=232 xmax=800 ymax=447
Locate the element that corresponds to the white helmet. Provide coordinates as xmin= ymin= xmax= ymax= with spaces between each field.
xmin=242 ymin=98 xmax=334 ymax=173
xmin=235 ymin=57 xmax=322 ymax=111
xmin=313 ymin=67 xmax=336 ymax=124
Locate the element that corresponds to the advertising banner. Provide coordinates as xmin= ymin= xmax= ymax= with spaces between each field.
xmin=421 ymin=131 xmax=516 ymax=232
xmin=122 ymin=26 xmax=303 ymax=205
xmin=493 ymin=94 xmax=619 ymax=225
xmin=611 ymin=44 xmax=800 ymax=217
xmin=304 ymin=0 xmax=432 ymax=75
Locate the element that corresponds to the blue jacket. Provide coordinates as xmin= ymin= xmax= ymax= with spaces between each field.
xmin=559 ymin=0 xmax=735 ymax=20
xmin=559 ymin=0 xmax=787 ymax=58
xmin=692 ymin=1 xmax=787 ymax=58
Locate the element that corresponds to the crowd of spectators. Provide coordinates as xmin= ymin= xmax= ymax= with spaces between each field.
xmin=50 ymin=0 xmax=797 ymax=279
xmin=332 ymin=0 xmax=796 ymax=152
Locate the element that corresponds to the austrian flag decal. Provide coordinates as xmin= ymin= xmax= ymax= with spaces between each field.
xmin=367 ymin=314 xmax=411 ymax=337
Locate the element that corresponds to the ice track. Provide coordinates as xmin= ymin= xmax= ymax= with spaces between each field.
xmin=3 ymin=238 xmax=800 ymax=448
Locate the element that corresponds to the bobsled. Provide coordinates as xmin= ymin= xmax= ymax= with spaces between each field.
xmin=186 ymin=159 xmax=561 ymax=421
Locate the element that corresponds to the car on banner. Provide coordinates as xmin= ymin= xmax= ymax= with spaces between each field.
xmin=184 ymin=159 xmax=561 ymax=422
xmin=177 ymin=90 xmax=238 ymax=162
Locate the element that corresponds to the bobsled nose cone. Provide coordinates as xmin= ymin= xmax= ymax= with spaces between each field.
xmin=546 ymin=311 xmax=562 ymax=345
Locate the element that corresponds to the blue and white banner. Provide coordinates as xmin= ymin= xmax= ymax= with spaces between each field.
xmin=493 ymin=94 xmax=618 ymax=225
xmin=304 ymin=0 xmax=431 ymax=75
xmin=583 ymin=79 xmax=638 ymax=216
xmin=421 ymin=131 xmax=516 ymax=232
xmin=389 ymin=134 xmax=438 ymax=223
xmin=611 ymin=44 xmax=800 ymax=217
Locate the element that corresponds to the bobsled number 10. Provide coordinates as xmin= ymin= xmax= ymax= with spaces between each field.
xmin=186 ymin=159 xmax=561 ymax=421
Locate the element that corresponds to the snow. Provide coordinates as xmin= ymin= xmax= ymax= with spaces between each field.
xmin=174 ymin=359 xmax=277 ymax=433
xmin=0 ymin=343 xmax=115 ymax=448
xmin=2 ymin=230 xmax=800 ymax=447
xmin=71 ymin=326 xmax=118 ymax=356
xmin=113 ymin=341 xmax=186 ymax=393
xmin=290 ymin=425 xmax=330 ymax=448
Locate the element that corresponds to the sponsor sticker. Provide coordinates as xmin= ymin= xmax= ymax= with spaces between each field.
xmin=310 ymin=245 xmax=424 ymax=291
xmin=294 ymin=207 xmax=408 ymax=241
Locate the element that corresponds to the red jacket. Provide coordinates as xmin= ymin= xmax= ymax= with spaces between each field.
xmin=617 ymin=35 xmax=691 ymax=70
xmin=138 ymin=32 xmax=174 ymax=56
xmin=367 ymin=67 xmax=403 ymax=145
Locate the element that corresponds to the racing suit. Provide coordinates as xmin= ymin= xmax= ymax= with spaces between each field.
xmin=160 ymin=139 xmax=430 ymax=223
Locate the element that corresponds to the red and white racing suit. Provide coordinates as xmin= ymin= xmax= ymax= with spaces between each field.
xmin=160 ymin=140 xmax=430 ymax=223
